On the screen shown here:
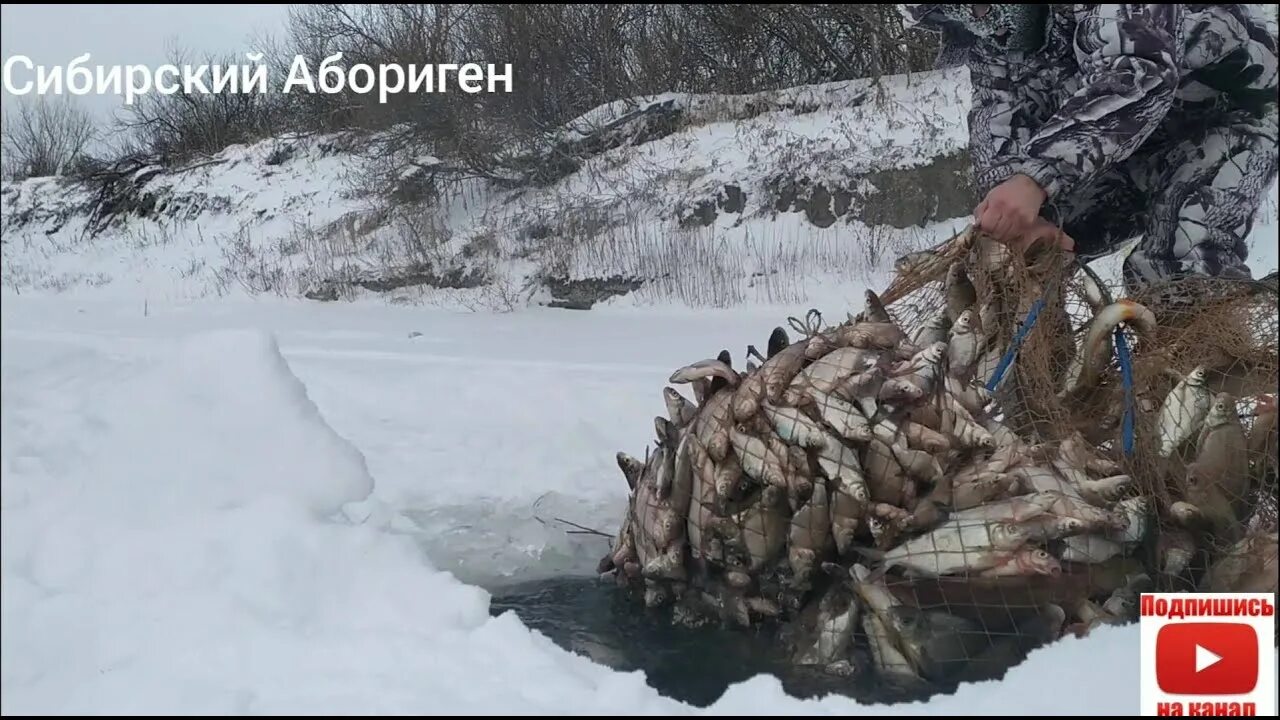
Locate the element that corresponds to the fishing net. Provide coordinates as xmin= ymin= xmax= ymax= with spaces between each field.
xmin=598 ymin=225 xmax=1279 ymax=700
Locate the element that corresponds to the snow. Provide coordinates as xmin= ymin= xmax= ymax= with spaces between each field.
xmin=3 ymin=58 xmax=1279 ymax=714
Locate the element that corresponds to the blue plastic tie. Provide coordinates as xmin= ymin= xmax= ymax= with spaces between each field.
xmin=1114 ymin=326 xmax=1136 ymax=457
xmin=985 ymin=298 xmax=1045 ymax=392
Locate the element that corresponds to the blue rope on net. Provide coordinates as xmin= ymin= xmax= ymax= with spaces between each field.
xmin=1114 ymin=325 xmax=1137 ymax=457
xmin=985 ymin=298 xmax=1044 ymax=393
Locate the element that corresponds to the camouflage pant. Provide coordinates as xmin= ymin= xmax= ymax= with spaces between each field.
xmin=1042 ymin=106 xmax=1279 ymax=296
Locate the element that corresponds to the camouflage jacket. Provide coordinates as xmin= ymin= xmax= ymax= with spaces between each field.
xmin=899 ymin=4 xmax=1279 ymax=201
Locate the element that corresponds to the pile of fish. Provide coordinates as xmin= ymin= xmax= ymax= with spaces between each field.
xmin=595 ymin=231 xmax=1279 ymax=688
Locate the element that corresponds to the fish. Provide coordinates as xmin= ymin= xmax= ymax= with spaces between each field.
xmin=693 ymin=388 xmax=734 ymax=462
xmin=1060 ymin=299 xmax=1157 ymax=397
xmin=946 ymin=308 xmax=981 ymax=382
xmin=1058 ymin=431 xmax=1123 ymax=477
xmin=895 ymin=249 xmax=938 ymax=276
xmin=944 ymin=262 xmax=977 ymax=323
xmin=653 ymin=416 xmax=677 ymax=497
xmin=849 ymin=564 xmax=920 ymax=683
xmin=943 ymin=376 xmax=992 ymax=418
xmin=951 ymin=473 xmax=1020 ymax=511
xmin=1197 ymin=530 xmax=1279 ymax=593
xmin=884 ymin=605 xmax=992 ymax=684
xmin=1101 ymin=574 xmax=1152 ymax=619
xmin=976 ymin=547 xmax=1063 ymax=577
xmin=1106 ymin=496 xmax=1153 ymax=545
xmin=891 ymin=341 xmax=948 ymax=391
xmin=1156 ymin=366 xmax=1213 ymax=459
xmin=862 ymin=518 xmax=1034 ymax=576
xmin=837 ymin=321 xmax=908 ymax=350
xmin=792 ymin=580 xmax=860 ymax=673
xmin=902 ymin=420 xmax=951 ymax=454
xmin=787 ymin=347 xmax=879 ymax=401
xmin=616 ymin=451 xmax=644 ymax=491
xmin=912 ymin=312 xmax=952 ymax=349
xmin=862 ymin=289 xmax=893 ymax=324
xmin=835 ymin=365 xmax=886 ymax=419
xmin=712 ymin=485 xmax=789 ymax=573
xmin=808 ymin=387 xmax=873 ymax=443
xmin=1188 ymin=392 xmax=1250 ymax=507
xmin=663 ymin=387 xmax=699 ymax=429
xmin=1076 ymin=474 xmax=1132 ymax=506
xmin=733 ymin=338 xmax=810 ymax=421
xmin=670 ymin=358 xmax=739 ymax=387
xmin=863 ymin=437 xmax=910 ymax=506
xmin=870 ymin=418 xmax=944 ymax=484
xmin=761 ymin=401 xmax=832 ymax=450
xmin=946 ymin=490 xmax=1060 ymax=525
xmin=1061 ymin=534 xmax=1124 ymax=564
xmin=767 ymin=326 xmax=790 ymax=358
xmin=1157 ymin=528 xmax=1196 ymax=579
xmin=728 ymin=425 xmax=789 ymax=491
xmin=630 ymin=444 xmax=690 ymax=581
xmin=788 ymin=481 xmax=831 ymax=590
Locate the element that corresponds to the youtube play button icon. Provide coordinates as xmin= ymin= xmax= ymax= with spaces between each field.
xmin=1156 ymin=622 xmax=1258 ymax=696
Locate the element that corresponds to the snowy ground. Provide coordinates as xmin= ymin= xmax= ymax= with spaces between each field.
xmin=0 ymin=291 xmax=1153 ymax=715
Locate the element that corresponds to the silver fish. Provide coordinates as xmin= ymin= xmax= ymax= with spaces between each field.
xmin=1060 ymin=299 xmax=1157 ymax=397
xmin=976 ymin=547 xmax=1063 ymax=577
xmin=663 ymin=387 xmax=699 ymax=429
xmin=886 ymin=605 xmax=991 ymax=684
xmin=912 ymin=312 xmax=952 ymax=348
xmin=1106 ymin=496 xmax=1153 ymax=545
xmin=1189 ymin=391 xmax=1250 ymax=505
xmin=868 ymin=518 xmax=1033 ymax=576
xmin=1157 ymin=365 xmax=1213 ymax=459
xmin=945 ymin=261 xmax=977 ymax=323
xmin=729 ymin=425 xmax=789 ymax=491
xmin=946 ymin=491 xmax=1060 ymax=525
xmin=862 ymin=289 xmax=893 ymax=324
xmin=693 ymin=388 xmax=734 ymax=462
xmin=792 ymin=580 xmax=860 ymax=673
xmin=850 ymin=564 xmax=919 ymax=682
xmin=670 ymin=358 xmax=739 ymax=387
xmin=616 ymin=451 xmax=644 ymax=490
xmin=1076 ymin=474 xmax=1132 ymax=506
xmin=1061 ymin=534 xmax=1123 ymax=564
xmin=946 ymin=308 xmax=981 ymax=382
xmin=714 ymin=485 xmax=789 ymax=573
xmin=789 ymin=347 xmax=879 ymax=400
xmin=809 ymin=387 xmax=873 ymax=443
xmin=788 ymin=481 xmax=832 ymax=590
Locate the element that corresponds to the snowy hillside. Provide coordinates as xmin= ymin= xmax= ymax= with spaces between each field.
xmin=3 ymin=58 xmax=1279 ymax=715
xmin=2 ymin=66 xmax=976 ymax=310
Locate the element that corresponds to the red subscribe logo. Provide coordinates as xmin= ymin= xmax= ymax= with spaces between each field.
xmin=1156 ymin=622 xmax=1258 ymax=696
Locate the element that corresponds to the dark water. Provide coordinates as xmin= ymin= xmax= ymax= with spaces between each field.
xmin=486 ymin=575 xmax=933 ymax=708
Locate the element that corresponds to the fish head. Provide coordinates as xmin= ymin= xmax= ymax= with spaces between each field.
xmin=1169 ymin=500 xmax=1202 ymax=525
xmin=1027 ymin=549 xmax=1062 ymax=576
xmin=994 ymin=521 xmax=1031 ymax=546
xmin=1187 ymin=365 xmax=1209 ymax=385
xmin=925 ymin=341 xmax=948 ymax=363
xmin=1059 ymin=517 xmax=1086 ymax=536
xmin=1209 ymin=392 xmax=1238 ymax=421
xmin=946 ymin=261 xmax=964 ymax=285
xmin=654 ymin=416 xmax=673 ymax=444
xmin=954 ymin=309 xmax=974 ymax=333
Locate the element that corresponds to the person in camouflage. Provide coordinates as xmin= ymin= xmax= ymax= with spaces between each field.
xmin=898 ymin=4 xmax=1278 ymax=295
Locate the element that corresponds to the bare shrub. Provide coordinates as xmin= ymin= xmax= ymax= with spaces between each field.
xmin=1 ymin=95 xmax=98 ymax=180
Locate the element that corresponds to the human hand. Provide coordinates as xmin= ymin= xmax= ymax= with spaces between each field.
xmin=973 ymin=174 xmax=1047 ymax=244
xmin=1020 ymin=217 xmax=1075 ymax=254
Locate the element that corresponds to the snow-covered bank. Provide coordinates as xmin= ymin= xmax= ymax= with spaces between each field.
xmin=1 ymin=66 xmax=974 ymax=310
xmin=8 ymin=293 xmax=1262 ymax=715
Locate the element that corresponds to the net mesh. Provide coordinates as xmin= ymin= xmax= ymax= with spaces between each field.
xmin=598 ymin=225 xmax=1279 ymax=694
